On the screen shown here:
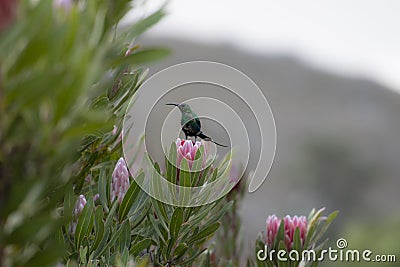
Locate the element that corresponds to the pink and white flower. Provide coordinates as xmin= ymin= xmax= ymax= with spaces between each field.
xmin=175 ymin=138 xmax=203 ymax=169
xmin=111 ymin=157 xmax=130 ymax=204
xmin=266 ymin=215 xmax=281 ymax=247
xmin=73 ymin=195 xmax=87 ymax=217
xmin=70 ymin=194 xmax=87 ymax=235
xmin=283 ymin=215 xmax=307 ymax=250
xmin=266 ymin=214 xmax=308 ymax=250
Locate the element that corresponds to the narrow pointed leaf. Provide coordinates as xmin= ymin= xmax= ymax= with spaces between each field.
xmin=98 ymin=167 xmax=109 ymax=212
xmin=91 ymin=207 xmax=105 ymax=252
xmin=119 ymin=174 xmax=142 ymax=220
xmin=293 ymin=227 xmax=301 ymax=252
xmin=75 ymin=199 xmax=94 ymax=249
xmin=173 ymin=243 xmax=188 ymax=260
xmin=188 ymin=222 xmax=221 ymax=245
xmin=169 ymin=208 xmax=183 ymax=239
xmin=130 ymin=238 xmax=153 ymax=256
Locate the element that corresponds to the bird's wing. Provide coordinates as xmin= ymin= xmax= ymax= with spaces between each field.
xmin=195 ymin=117 xmax=201 ymax=128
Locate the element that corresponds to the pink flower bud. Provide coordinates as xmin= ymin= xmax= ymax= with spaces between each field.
xmin=69 ymin=221 xmax=77 ymax=236
xmin=111 ymin=157 xmax=130 ymax=204
xmin=112 ymin=125 xmax=117 ymax=136
xmin=266 ymin=215 xmax=281 ymax=247
xmin=85 ymin=174 xmax=92 ymax=184
xmin=73 ymin=195 xmax=87 ymax=217
xmin=229 ymin=164 xmax=240 ymax=183
xmin=53 ymin=0 xmax=72 ymax=11
xmin=125 ymin=49 xmax=132 ymax=57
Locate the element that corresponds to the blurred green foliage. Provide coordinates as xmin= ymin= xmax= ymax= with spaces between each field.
xmin=0 ymin=0 xmax=237 ymax=266
xmin=0 ymin=0 xmax=167 ymax=266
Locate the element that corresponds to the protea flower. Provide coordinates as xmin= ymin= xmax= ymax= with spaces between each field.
xmin=266 ymin=214 xmax=308 ymax=251
xmin=111 ymin=157 xmax=130 ymax=204
xmin=266 ymin=215 xmax=281 ymax=248
xmin=70 ymin=194 xmax=87 ymax=235
xmin=283 ymin=215 xmax=307 ymax=250
xmin=175 ymin=138 xmax=203 ymax=169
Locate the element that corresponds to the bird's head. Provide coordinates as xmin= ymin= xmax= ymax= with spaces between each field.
xmin=166 ymin=103 xmax=192 ymax=114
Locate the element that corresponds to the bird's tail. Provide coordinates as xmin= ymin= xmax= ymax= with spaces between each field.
xmin=198 ymin=132 xmax=228 ymax=147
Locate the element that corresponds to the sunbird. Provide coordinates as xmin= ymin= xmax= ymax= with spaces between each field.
xmin=166 ymin=103 xmax=228 ymax=147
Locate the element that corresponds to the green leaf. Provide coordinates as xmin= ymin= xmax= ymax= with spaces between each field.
xmin=277 ymin=241 xmax=289 ymax=267
xmin=150 ymin=165 xmax=164 ymax=206
xmin=91 ymin=207 xmax=105 ymax=252
xmin=129 ymin=238 xmax=153 ymax=256
xmin=110 ymin=48 xmax=169 ymax=67
xmin=92 ymin=228 xmax=110 ymax=259
xmin=98 ymin=166 xmax=109 ymax=212
xmin=188 ymin=222 xmax=221 ymax=245
xmin=173 ymin=243 xmax=188 ymax=260
xmin=159 ymin=222 xmax=169 ymax=245
xmin=198 ymin=251 xmax=211 ymax=267
xmin=197 ymin=162 xmax=212 ymax=186
xmin=95 ymin=221 xmax=128 ymax=259
xmin=166 ymin=141 xmax=177 ymax=183
xmin=118 ymin=174 xmax=142 ymax=220
xmin=148 ymin=214 xmax=167 ymax=246
xmin=184 ymin=203 xmax=216 ymax=231
xmin=274 ymin=220 xmax=285 ymax=249
xmin=166 ymin=238 xmax=175 ymax=258
xmin=203 ymin=201 xmax=234 ymax=228
xmin=210 ymin=168 xmax=218 ymax=182
xmin=308 ymin=208 xmax=325 ymax=230
xmin=79 ymin=246 xmax=88 ymax=265
xmin=153 ymin=161 xmax=161 ymax=174
xmin=190 ymin=146 xmax=204 ymax=185
xmin=293 ymin=227 xmax=301 ymax=254
xmin=179 ymin=248 xmax=207 ymax=266
xmin=152 ymin=199 xmax=169 ymax=223
xmin=118 ymin=220 xmax=131 ymax=252
xmin=179 ymin=159 xmax=191 ymax=186
xmin=326 ymin=210 xmax=339 ymax=224
xmin=310 ymin=210 xmax=339 ymax=246
xmin=131 ymin=202 xmax=151 ymax=229
xmin=266 ymin=260 xmax=274 ymax=267
xmin=169 ymin=208 xmax=183 ymax=239
xmin=179 ymin=159 xmax=191 ymax=205
xmin=63 ymin=183 xmax=75 ymax=220
xmin=126 ymin=9 xmax=165 ymax=38
xmin=105 ymin=201 xmax=118 ymax=230
xmin=75 ymin=199 xmax=94 ymax=249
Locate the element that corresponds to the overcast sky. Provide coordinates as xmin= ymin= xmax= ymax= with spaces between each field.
xmin=128 ymin=0 xmax=400 ymax=92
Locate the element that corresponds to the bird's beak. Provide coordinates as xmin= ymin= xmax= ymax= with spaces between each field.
xmin=166 ymin=103 xmax=179 ymax=107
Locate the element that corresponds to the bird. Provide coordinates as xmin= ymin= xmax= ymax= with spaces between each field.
xmin=166 ymin=103 xmax=228 ymax=147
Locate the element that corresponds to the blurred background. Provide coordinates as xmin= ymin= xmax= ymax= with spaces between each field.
xmin=126 ymin=0 xmax=400 ymax=265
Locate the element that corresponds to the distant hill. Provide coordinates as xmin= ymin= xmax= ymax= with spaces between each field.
xmin=139 ymin=36 xmax=400 ymax=246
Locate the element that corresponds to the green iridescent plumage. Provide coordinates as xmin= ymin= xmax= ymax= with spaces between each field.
xmin=166 ymin=103 xmax=228 ymax=147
